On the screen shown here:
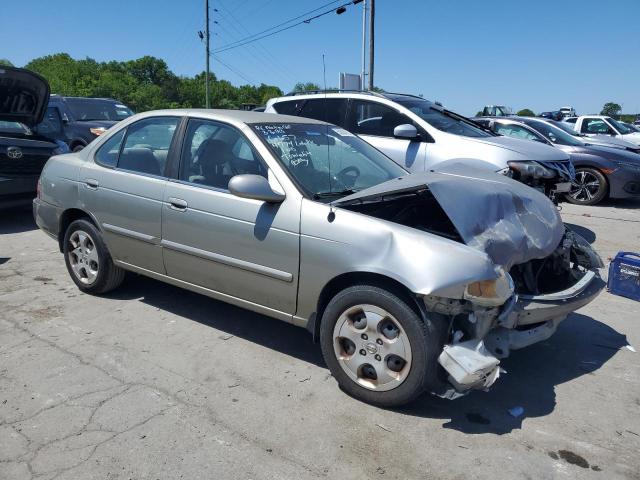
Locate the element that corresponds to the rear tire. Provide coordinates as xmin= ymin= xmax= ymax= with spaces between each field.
xmin=63 ymin=219 xmax=125 ymax=294
xmin=565 ymin=167 xmax=608 ymax=205
xmin=320 ymin=284 xmax=443 ymax=407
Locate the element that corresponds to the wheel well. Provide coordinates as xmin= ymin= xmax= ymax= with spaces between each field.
xmin=310 ymin=272 xmax=423 ymax=342
xmin=58 ymin=209 xmax=96 ymax=252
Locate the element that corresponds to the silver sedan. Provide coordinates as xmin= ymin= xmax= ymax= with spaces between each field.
xmin=34 ymin=109 xmax=604 ymax=407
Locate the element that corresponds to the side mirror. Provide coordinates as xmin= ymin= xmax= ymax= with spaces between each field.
xmin=228 ymin=174 xmax=285 ymax=203
xmin=393 ymin=124 xmax=418 ymax=140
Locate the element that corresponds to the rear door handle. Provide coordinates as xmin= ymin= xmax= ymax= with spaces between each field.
xmin=168 ymin=197 xmax=188 ymax=211
xmin=84 ymin=178 xmax=99 ymax=189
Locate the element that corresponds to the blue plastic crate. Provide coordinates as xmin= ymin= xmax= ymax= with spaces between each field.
xmin=608 ymin=252 xmax=640 ymax=302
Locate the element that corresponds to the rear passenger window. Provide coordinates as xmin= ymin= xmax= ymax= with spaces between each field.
xmin=95 ymin=129 xmax=125 ymax=168
xmin=298 ymin=99 xmax=348 ymax=127
xmin=272 ymin=99 xmax=304 ymax=115
xmin=118 ymin=117 xmax=179 ymax=176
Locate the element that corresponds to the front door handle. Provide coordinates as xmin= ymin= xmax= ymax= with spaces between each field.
xmin=84 ymin=178 xmax=99 ymax=189
xmin=168 ymin=197 xmax=188 ymax=211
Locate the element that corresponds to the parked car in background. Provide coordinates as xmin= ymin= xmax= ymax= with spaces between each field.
xmin=539 ymin=111 xmax=563 ymax=121
xmin=475 ymin=116 xmax=640 ymax=205
xmin=266 ymin=91 xmax=573 ymax=202
xmin=555 ymin=118 xmax=640 ymax=153
xmin=481 ymin=105 xmax=513 ymax=116
xmin=33 ymin=105 xmax=605 ymax=406
xmin=559 ymin=106 xmax=576 ymax=118
xmin=0 ymin=67 xmax=69 ymax=209
xmin=622 ymin=121 xmax=640 ymax=133
xmin=568 ymin=115 xmax=640 ymax=146
xmin=48 ymin=95 xmax=134 ymax=151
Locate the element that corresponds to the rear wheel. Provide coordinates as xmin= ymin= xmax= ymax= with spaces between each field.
xmin=565 ymin=167 xmax=608 ymax=205
xmin=320 ymin=284 xmax=442 ymax=407
xmin=63 ymin=219 xmax=125 ymax=294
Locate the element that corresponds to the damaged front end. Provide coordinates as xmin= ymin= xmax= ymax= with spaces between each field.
xmin=336 ymin=166 xmax=605 ymax=398
xmin=426 ymin=229 xmax=604 ymax=398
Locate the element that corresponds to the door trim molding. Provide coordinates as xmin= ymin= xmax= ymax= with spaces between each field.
xmin=160 ymin=239 xmax=294 ymax=283
xmin=102 ymin=223 xmax=157 ymax=244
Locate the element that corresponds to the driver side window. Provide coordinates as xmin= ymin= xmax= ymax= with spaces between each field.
xmin=495 ymin=124 xmax=544 ymax=143
xmin=582 ymin=119 xmax=613 ymax=135
xmin=179 ymin=119 xmax=267 ymax=190
xmin=348 ymin=100 xmax=413 ymax=137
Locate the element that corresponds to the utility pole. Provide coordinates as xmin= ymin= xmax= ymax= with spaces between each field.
xmin=361 ymin=0 xmax=367 ymax=91
xmin=368 ymin=0 xmax=375 ymax=91
xmin=205 ymin=0 xmax=211 ymax=108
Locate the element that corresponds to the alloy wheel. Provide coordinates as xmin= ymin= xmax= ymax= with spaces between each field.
xmin=569 ymin=170 xmax=602 ymax=202
xmin=67 ymin=230 xmax=100 ymax=285
xmin=333 ymin=304 xmax=412 ymax=392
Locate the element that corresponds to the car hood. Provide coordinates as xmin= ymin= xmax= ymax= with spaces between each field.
xmin=0 ymin=66 xmax=50 ymax=128
xmin=563 ymin=144 xmax=640 ymax=162
xmin=461 ymin=135 xmax=569 ymax=161
xmin=335 ymin=164 xmax=564 ymax=269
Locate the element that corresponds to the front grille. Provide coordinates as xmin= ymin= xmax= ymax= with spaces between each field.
xmin=541 ymin=160 xmax=575 ymax=181
xmin=0 ymin=154 xmax=49 ymax=176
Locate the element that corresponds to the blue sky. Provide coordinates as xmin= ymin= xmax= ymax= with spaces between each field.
xmin=2 ymin=0 xmax=639 ymax=115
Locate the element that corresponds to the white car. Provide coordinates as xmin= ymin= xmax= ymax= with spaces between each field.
xmin=567 ymin=115 xmax=640 ymax=146
xmin=559 ymin=106 xmax=576 ymax=118
xmin=266 ymin=91 xmax=573 ymax=202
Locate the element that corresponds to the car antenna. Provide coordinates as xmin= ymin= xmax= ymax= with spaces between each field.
xmin=322 ymin=53 xmax=335 ymax=217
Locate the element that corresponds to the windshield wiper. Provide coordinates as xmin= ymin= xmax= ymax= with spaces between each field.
xmin=312 ymin=189 xmax=358 ymax=200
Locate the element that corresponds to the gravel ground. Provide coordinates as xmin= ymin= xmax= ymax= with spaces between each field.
xmin=1 ymin=199 xmax=639 ymax=480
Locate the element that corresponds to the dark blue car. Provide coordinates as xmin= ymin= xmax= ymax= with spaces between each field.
xmin=47 ymin=95 xmax=133 ymax=151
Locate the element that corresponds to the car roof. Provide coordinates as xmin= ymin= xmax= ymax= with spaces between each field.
xmin=131 ymin=108 xmax=329 ymax=126
xmin=49 ymin=95 xmax=121 ymax=102
xmin=271 ymin=90 xmax=429 ymax=104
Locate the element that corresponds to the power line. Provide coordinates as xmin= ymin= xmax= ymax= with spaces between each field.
xmin=212 ymin=54 xmax=255 ymax=84
xmin=214 ymin=0 xmax=349 ymax=53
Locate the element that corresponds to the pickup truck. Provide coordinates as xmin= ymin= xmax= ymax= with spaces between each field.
xmin=568 ymin=115 xmax=640 ymax=146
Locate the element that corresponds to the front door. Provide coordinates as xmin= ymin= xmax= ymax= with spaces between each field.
xmin=161 ymin=118 xmax=300 ymax=315
xmin=346 ymin=99 xmax=427 ymax=172
xmin=79 ymin=116 xmax=180 ymax=273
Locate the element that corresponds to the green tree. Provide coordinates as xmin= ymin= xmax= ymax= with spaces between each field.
xmin=516 ymin=108 xmax=535 ymax=117
xmin=293 ymin=82 xmax=321 ymax=93
xmin=0 ymin=59 xmax=13 ymax=66
xmin=600 ymin=102 xmax=622 ymax=118
xmin=22 ymin=53 xmax=282 ymax=112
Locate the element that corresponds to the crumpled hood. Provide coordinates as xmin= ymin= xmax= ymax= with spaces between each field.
xmin=336 ymin=164 xmax=564 ymax=269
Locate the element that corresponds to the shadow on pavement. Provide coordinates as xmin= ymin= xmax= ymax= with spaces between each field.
xmin=565 ymin=223 xmax=596 ymax=243
xmin=0 ymin=206 xmax=37 ymax=235
xmin=398 ymin=313 xmax=627 ymax=434
xmin=600 ymin=198 xmax=640 ymax=210
xmin=106 ymin=273 xmax=325 ymax=368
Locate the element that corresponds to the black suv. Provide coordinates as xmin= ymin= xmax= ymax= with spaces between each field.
xmin=47 ymin=96 xmax=133 ymax=151
xmin=0 ymin=67 xmax=70 ymax=208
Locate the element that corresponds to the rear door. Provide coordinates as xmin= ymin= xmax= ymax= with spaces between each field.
xmin=79 ymin=116 xmax=181 ymax=273
xmin=161 ymin=117 xmax=300 ymax=315
xmin=345 ymin=99 xmax=427 ymax=171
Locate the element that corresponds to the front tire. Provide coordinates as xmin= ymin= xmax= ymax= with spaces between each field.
xmin=63 ymin=219 xmax=125 ymax=294
xmin=320 ymin=284 xmax=443 ymax=407
xmin=565 ymin=167 xmax=608 ymax=205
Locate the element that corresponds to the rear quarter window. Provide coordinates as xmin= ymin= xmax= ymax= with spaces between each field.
xmin=272 ymin=99 xmax=304 ymax=115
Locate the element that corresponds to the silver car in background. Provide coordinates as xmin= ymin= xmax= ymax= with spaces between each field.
xmin=34 ymin=108 xmax=605 ymax=407
xmin=266 ymin=91 xmax=574 ymax=202
xmin=474 ymin=116 xmax=640 ymax=205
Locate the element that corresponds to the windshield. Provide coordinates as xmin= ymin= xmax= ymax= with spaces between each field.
xmin=65 ymin=99 xmax=133 ymax=122
xmin=607 ymin=117 xmax=633 ymax=135
xmin=548 ymin=119 xmax=582 ymax=136
xmin=252 ymin=123 xmax=407 ymax=200
xmin=397 ymin=99 xmax=491 ymax=138
xmin=0 ymin=121 xmax=28 ymax=134
xmin=521 ymin=119 xmax=583 ymax=146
